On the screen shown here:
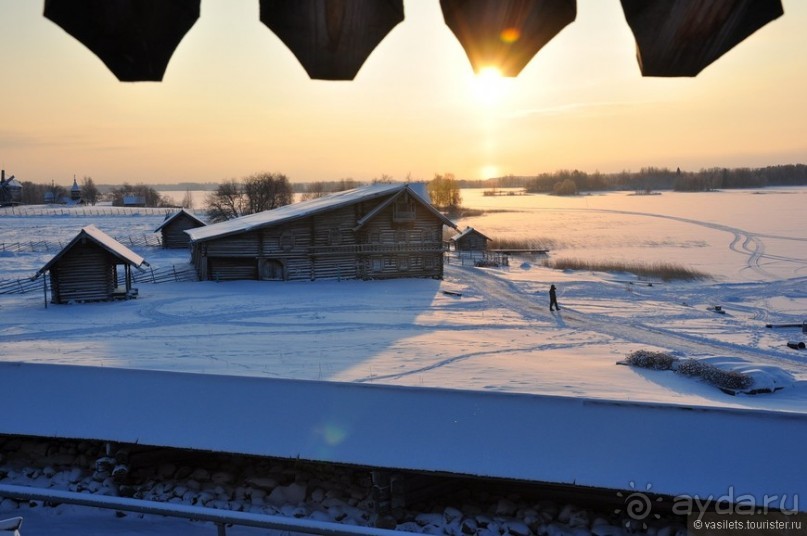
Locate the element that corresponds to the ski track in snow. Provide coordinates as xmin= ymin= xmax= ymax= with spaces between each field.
xmin=552 ymin=207 xmax=807 ymax=279
xmin=413 ymin=264 xmax=807 ymax=379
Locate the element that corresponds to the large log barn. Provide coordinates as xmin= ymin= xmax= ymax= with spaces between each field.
xmin=185 ymin=184 xmax=457 ymax=282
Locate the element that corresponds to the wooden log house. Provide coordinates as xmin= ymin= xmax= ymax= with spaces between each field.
xmin=185 ymin=183 xmax=457 ymax=282
xmin=35 ymin=225 xmax=149 ymax=304
xmin=450 ymin=227 xmax=490 ymax=252
xmin=155 ymin=209 xmax=206 ymax=249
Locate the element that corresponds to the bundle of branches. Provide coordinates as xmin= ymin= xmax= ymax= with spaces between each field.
xmin=624 ymin=349 xmax=676 ymax=370
xmin=623 ymin=350 xmax=754 ymax=392
xmin=675 ymin=359 xmax=753 ymax=391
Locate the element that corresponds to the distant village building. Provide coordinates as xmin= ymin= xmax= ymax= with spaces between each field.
xmin=123 ymin=195 xmax=146 ymax=207
xmin=185 ymin=183 xmax=457 ymax=282
xmin=35 ymin=225 xmax=149 ymax=304
xmin=155 ymin=209 xmax=206 ymax=249
xmin=70 ymin=177 xmax=82 ymax=202
xmin=450 ymin=227 xmax=491 ymax=251
xmin=0 ymin=170 xmax=23 ymax=206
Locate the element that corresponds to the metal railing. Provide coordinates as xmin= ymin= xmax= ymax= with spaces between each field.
xmin=0 ymin=484 xmax=402 ymax=536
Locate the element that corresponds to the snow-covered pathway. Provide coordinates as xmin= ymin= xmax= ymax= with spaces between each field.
xmin=453 ymin=264 xmax=807 ymax=374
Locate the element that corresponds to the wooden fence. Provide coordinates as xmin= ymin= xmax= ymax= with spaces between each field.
xmin=447 ymin=251 xmax=510 ymax=267
xmin=0 ymin=277 xmax=41 ymax=295
xmin=0 ymin=264 xmax=197 ymax=296
xmin=0 ymin=206 xmax=178 ymax=217
xmin=133 ymin=264 xmax=198 ymax=284
xmin=0 ymin=233 xmax=162 ymax=253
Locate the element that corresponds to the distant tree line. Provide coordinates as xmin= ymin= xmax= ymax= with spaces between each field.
xmin=297 ymin=178 xmax=362 ymax=200
xmin=110 ymin=183 xmax=171 ymax=207
xmin=19 ymin=181 xmax=66 ymax=205
xmin=465 ymin=164 xmax=807 ymax=194
xmin=18 ymin=176 xmax=100 ymax=205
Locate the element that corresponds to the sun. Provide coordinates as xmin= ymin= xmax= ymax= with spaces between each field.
xmin=472 ymin=66 xmax=508 ymax=105
xmin=479 ymin=165 xmax=500 ymax=180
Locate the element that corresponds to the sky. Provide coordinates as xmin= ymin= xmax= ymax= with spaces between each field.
xmin=1 ymin=0 xmax=806 ymax=185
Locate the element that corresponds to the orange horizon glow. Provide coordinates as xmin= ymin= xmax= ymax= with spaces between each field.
xmin=0 ymin=1 xmax=805 ymax=185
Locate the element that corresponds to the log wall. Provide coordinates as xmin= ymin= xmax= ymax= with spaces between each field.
xmin=161 ymin=215 xmax=204 ymax=249
xmin=192 ymin=192 xmax=447 ymax=282
xmin=49 ymin=243 xmax=117 ymax=303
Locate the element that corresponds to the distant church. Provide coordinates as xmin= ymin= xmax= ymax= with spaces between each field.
xmin=45 ymin=177 xmax=83 ymax=205
xmin=70 ymin=178 xmax=81 ymax=202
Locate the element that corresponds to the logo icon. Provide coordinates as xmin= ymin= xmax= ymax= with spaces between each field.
xmin=615 ymin=481 xmax=663 ymax=530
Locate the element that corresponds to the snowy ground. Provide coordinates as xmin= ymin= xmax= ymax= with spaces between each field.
xmin=2 ymin=188 xmax=807 ymax=533
xmin=1 ymin=189 xmax=806 ymax=411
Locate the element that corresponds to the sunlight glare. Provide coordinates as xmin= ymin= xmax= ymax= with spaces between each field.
xmin=481 ymin=165 xmax=500 ymax=179
xmin=472 ymin=67 xmax=509 ymax=106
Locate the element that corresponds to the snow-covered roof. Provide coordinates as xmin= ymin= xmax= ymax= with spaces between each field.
xmin=3 ymin=362 xmax=806 ymax=509
xmin=154 ymin=209 xmax=207 ymax=232
xmin=36 ymin=225 xmax=148 ymax=278
xmin=186 ymin=183 xmax=455 ymax=242
xmin=450 ymin=226 xmax=490 ymax=242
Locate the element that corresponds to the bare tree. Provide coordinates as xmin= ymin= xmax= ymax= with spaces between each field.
xmin=180 ymin=188 xmax=194 ymax=209
xmin=205 ymin=173 xmax=293 ymax=222
xmin=205 ymin=179 xmax=244 ymax=222
xmin=111 ymin=183 xmax=167 ymax=207
xmin=242 ymin=172 xmax=292 ymax=214
xmin=300 ymin=181 xmax=328 ymax=201
xmin=81 ymin=176 xmax=100 ymax=205
xmin=372 ymin=174 xmax=394 ymax=184
xmin=427 ymin=172 xmax=462 ymax=212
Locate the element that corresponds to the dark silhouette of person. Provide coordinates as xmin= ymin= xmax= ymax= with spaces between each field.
xmin=549 ymin=284 xmax=560 ymax=312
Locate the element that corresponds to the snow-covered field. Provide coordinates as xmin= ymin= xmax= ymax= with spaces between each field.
xmin=2 ymin=188 xmax=807 ymax=533
xmin=2 ymin=189 xmax=806 ymax=410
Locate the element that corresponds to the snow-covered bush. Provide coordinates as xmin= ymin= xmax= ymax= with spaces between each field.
xmin=675 ymin=359 xmax=753 ymax=391
xmin=624 ymin=351 xmax=754 ymax=393
xmin=624 ymin=350 xmax=676 ymax=370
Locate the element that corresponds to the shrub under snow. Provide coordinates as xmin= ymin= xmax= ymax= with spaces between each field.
xmin=624 ymin=350 xmax=676 ymax=370
xmin=624 ymin=350 xmax=754 ymax=392
xmin=675 ymin=359 xmax=754 ymax=391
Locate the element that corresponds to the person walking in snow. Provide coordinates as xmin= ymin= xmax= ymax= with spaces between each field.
xmin=549 ymin=284 xmax=560 ymax=312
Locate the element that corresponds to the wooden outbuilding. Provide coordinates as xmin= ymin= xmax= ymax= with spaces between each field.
xmin=155 ymin=209 xmax=206 ymax=249
xmin=185 ymin=183 xmax=457 ymax=282
xmin=35 ymin=225 xmax=149 ymax=304
xmin=450 ymin=227 xmax=491 ymax=252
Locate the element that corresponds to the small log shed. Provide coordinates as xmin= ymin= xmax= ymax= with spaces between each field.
xmin=450 ymin=227 xmax=490 ymax=252
xmin=34 ymin=225 xmax=149 ymax=304
xmin=155 ymin=209 xmax=206 ymax=249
